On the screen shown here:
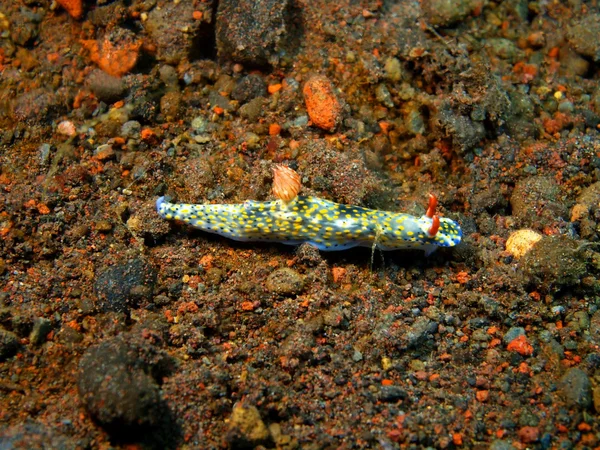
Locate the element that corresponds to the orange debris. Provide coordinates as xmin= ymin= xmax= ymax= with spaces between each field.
xmin=476 ymin=390 xmax=489 ymax=402
xmin=269 ymin=123 xmax=281 ymax=135
xmin=56 ymin=0 xmax=83 ymax=18
xmin=455 ymin=271 xmax=470 ymax=284
xmin=578 ymin=422 xmax=592 ymax=432
xmin=452 ymin=433 xmax=463 ymax=446
xmin=507 ymin=335 xmax=534 ymax=356
xmin=548 ymin=47 xmax=560 ymax=58
xmin=199 ymin=255 xmax=214 ymax=269
xmin=81 ymin=38 xmax=141 ymax=78
xmin=303 ymin=75 xmax=343 ymax=132
xmin=141 ymin=128 xmax=157 ymax=143
xmin=378 ymin=121 xmax=391 ymax=134
xmin=241 ymin=301 xmax=255 ymax=311
xmin=268 ymin=83 xmax=283 ymax=94
xmin=192 ymin=10 xmax=203 ymax=20
xmin=331 ymin=267 xmax=347 ymax=284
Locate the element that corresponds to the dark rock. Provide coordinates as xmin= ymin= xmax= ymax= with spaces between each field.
xmin=295 ymin=242 xmax=323 ymax=266
xmin=435 ymin=101 xmax=486 ymax=153
xmin=503 ymin=327 xmax=525 ymax=345
xmin=88 ymin=1 xmax=127 ymax=27
xmin=78 ymin=334 xmax=173 ymax=432
xmin=12 ymin=88 xmax=66 ymax=123
xmin=567 ymin=14 xmax=600 ymax=62
xmin=520 ymin=236 xmax=586 ymax=292
xmin=0 ymin=328 xmax=19 ymax=361
xmin=232 ymin=74 xmax=267 ymax=103
xmin=265 ymin=268 xmax=304 ymax=295
xmin=378 ymin=385 xmax=408 ymax=403
xmin=591 ymin=310 xmax=600 ymax=342
xmin=510 ymin=176 xmax=567 ymax=229
xmin=421 ymin=0 xmax=482 ymax=27
xmin=145 ymin=2 xmax=202 ymax=65
xmin=160 ymin=91 xmax=182 ymax=121
xmin=216 ymin=0 xmax=292 ymax=66
xmin=178 ymin=158 xmax=215 ymax=193
xmin=489 ymin=440 xmax=517 ymax=450
xmin=560 ymin=367 xmax=592 ymax=409
xmin=94 ymin=257 xmax=157 ymax=313
xmin=406 ymin=316 xmax=437 ymax=348
xmin=469 ymin=317 xmax=490 ymax=329
xmin=9 ymin=9 xmax=40 ymax=46
xmin=86 ymin=69 xmax=126 ymax=103
xmin=238 ymin=97 xmax=265 ymax=121
xmin=322 ymin=306 xmax=348 ymax=328
xmin=57 ymin=326 xmax=83 ymax=345
xmin=0 ymin=421 xmax=75 ymax=449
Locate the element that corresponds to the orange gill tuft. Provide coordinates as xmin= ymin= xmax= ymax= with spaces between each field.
xmin=272 ymin=165 xmax=302 ymax=203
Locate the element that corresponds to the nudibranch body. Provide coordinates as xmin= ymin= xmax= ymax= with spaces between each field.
xmin=156 ymin=170 xmax=462 ymax=255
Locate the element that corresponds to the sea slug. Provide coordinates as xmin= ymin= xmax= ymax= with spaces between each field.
xmin=156 ymin=166 xmax=462 ymax=255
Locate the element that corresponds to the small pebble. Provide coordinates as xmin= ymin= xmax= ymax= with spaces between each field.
xmin=94 ymin=144 xmax=115 ymax=161
xmin=94 ymin=220 xmax=113 ymax=233
xmin=265 ymin=268 xmax=304 ymax=295
xmin=375 ymin=84 xmax=394 ymax=108
xmin=421 ymin=0 xmax=481 ymax=27
xmin=39 ymin=143 xmax=52 ymax=165
xmin=85 ymin=69 xmax=125 ymax=103
xmin=226 ymin=403 xmax=271 ymax=447
xmin=521 ymin=236 xmax=586 ymax=291
xmin=94 ymin=257 xmax=157 ymax=313
xmin=503 ymin=326 xmax=525 ymax=345
xmin=57 ymin=120 xmax=77 ymax=137
xmin=0 ymin=328 xmax=19 ymax=361
xmin=231 ymin=74 xmax=267 ymax=103
xmin=567 ymin=14 xmax=600 ymax=62
xmin=517 ymin=426 xmax=539 ymax=444
xmin=378 ymin=385 xmax=408 ymax=403
xmin=29 ymin=317 xmax=52 ymax=346
xmin=384 ymin=57 xmax=402 ymax=82
xmin=560 ymin=367 xmax=592 ymax=409
xmin=121 ymin=120 xmax=141 ymax=139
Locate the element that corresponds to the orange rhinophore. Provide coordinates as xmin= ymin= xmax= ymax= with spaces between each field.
xmin=428 ymin=215 xmax=440 ymax=237
xmin=426 ymin=194 xmax=437 ymax=218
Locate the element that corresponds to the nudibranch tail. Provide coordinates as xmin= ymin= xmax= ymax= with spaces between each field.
xmin=157 ymin=165 xmax=461 ymax=254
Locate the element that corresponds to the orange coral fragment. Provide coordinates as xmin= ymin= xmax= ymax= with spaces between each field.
xmin=507 ymin=335 xmax=534 ymax=356
xmin=81 ymin=38 xmax=141 ymax=78
xmin=303 ymin=75 xmax=342 ymax=132
xmin=56 ymin=0 xmax=83 ymax=18
xmin=331 ymin=267 xmax=347 ymax=284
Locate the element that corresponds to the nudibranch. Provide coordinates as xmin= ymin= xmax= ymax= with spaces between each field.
xmin=156 ymin=165 xmax=462 ymax=255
